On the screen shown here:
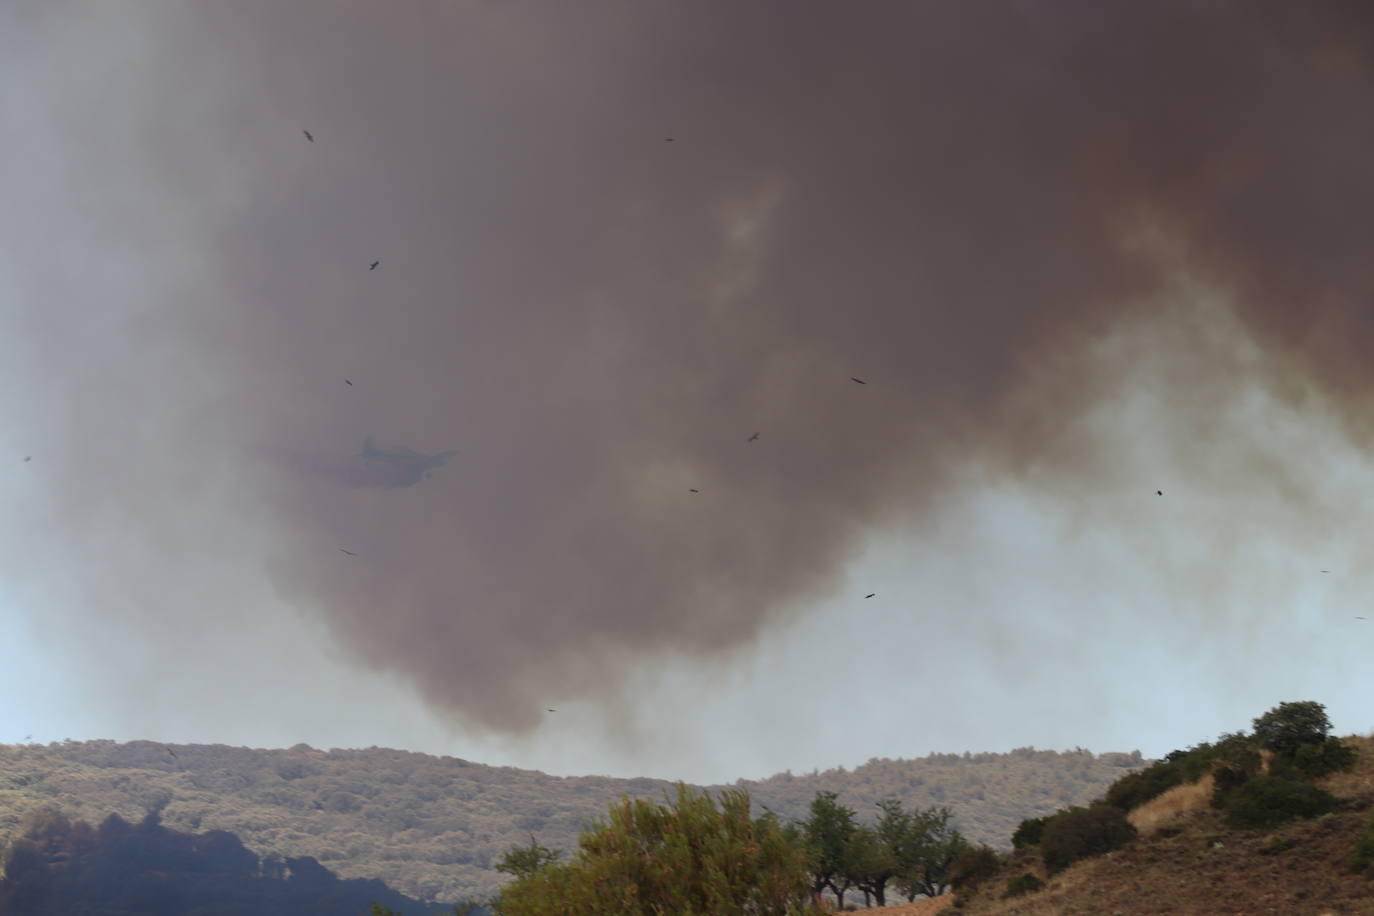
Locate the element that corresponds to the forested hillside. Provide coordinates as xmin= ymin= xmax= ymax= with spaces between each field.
xmin=0 ymin=740 xmax=1144 ymax=902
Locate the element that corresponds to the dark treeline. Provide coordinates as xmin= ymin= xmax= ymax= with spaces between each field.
xmin=0 ymin=806 xmax=468 ymax=916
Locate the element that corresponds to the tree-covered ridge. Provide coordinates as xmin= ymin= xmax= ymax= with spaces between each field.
xmin=0 ymin=740 xmax=1144 ymax=902
xmin=0 ymin=806 xmax=447 ymax=916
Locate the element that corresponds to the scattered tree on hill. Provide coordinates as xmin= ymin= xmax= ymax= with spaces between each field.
xmin=801 ymin=791 xmax=857 ymax=907
xmin=1251 ymin=701 xmax=1333 ymax=756
xmin=842 ymin=826 xmax=894 ymax=907
xmin=495 ymin=784 xmax=826 ymax=915
xmin=894 ymin=805 xmax=969 ymax=900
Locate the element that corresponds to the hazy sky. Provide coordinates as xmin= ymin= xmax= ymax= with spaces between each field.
xmin=3 ymin=1 xmax=1374 ymax=785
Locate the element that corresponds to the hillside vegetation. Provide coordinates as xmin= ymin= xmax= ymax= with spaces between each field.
xmin=947 ymin=702 xmax=1374 ymax=914
xmin=0 ymin=741 xmax=1143 ymax=902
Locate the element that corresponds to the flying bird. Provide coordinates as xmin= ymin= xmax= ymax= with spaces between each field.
xmin=23 ymin=456 xmax=30 ymax=462
xmin=689 ymin=488 xmax=700 ymax=493
xmin=665 ymin=138 xmax=674 ymax=142
xmin=1156 ymin=490 xmax=1163 ymax=496
xmin=546 ymin=708 xmax=556 ymax=713
xmin=303 ymin=129 xmax=314 ymax=142
xmin=850 ymin=377 xmax=867 ymax=385
xmin=344 ymin=379 xmax=352 ymax=386
xmin=864 ymin=593 xmax=875 ymax=599
xmin=164 ymin=747 xmax=177 ymax=759
xmin=1322 ymin=570 xmax=1330 ymax=573
xmin=339 ymin=548 xmax=357 ymax=556
xmin=747 ymin=432 xmax=760 ymax=442
xmin=1356 ymin=617 xmax=1367 ymax=620
xmin=369 ymin=260 xmax=380 ymax=270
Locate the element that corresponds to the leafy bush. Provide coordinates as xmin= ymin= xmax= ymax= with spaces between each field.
xmin=1285 ymin=738 xmax=1359 ymax=779
xmin=1348 ymin=817 xmax=1374 ymax=875
xmin=1106 ymin=732 xmax=1259 ymax=813
xmin=1039 ymin=804 xmax=1136 ymax=874
xmin=1010 ymin=815 xmax=1048 ymax=849
xmin=1251 ymin=702 xmax=1332 ymax=756
xmin=947 ymin=845 xmax=999 ymax=891
xmin=1220 ymin=776 xmax=1337 ymax=830
xmin=1002 ymin=872 xmax=1045 ymax=898
xmin=1103 ymin=764 xmax=1183 ymax=812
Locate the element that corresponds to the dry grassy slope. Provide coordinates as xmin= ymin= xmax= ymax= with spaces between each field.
xmin=0 ymin=740 xmax=1144 ymax=903
xmin=953 ymin=735 xmax=1374 ymax=916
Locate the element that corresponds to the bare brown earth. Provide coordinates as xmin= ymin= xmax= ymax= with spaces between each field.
xmin=859 ymin=895 xmax=954 ymax=915
xmin=953 ymin=735 xmax=1374 ymax=915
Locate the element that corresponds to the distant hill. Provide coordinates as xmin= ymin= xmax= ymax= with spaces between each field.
xmin=0 ymin=740 xmax=1146 ymax=902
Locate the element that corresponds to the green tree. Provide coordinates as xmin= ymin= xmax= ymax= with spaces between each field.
xmin=1251 ymin=701 xmax=1332 ymax=756
xmin=894 ymin=806 xmax=968 ymax=900
xmin=495 ymin=784 xmax=825 ymax=916
xmin=801 ymin=791 xmax=857 ymax=907
xmin=843 ymin=825 xmax=897 ymax=907
xmin=494 ymin=836 xmax=561 ymax=880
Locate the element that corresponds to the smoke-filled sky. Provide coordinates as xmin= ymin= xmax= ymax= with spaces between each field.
xmin=3 ymin=0 xmax=1374 ymax=784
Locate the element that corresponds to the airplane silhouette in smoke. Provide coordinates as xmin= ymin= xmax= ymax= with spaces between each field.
xmin=359 ymin=436 xmax=459 ymax=486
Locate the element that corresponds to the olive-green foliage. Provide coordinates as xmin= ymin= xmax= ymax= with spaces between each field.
xmin=893 ymin=805 xmax=969 ymax=901
xmin=1039 ymin=804 xmax=1136 ymax=874
xmin=1219 ymin=776 xmax=1338 ymax=830
xmin=1348 ymin=817 xmax=1374 ymax=875
xmin=1105 ymin=731 xmax=1263 ymax=815
xmin=1001 ymin=872 xmax=1044 ymax=899
xmin=802 ymin=791 xmax=857 ymax=900
xmin=843 ymin=825 xmax=896 ymax=906
xmin=1279 ymin=738 xmax=1359 ymax=780
xmin=494 ymin=784 xmax=826 ymax=916
xmin=947 ymin=845 xmax=999 ymax=891
xmin=1251 ymin=701 xmax=1332 ymax=756
xmin=1010 ymin=816 xmax=1048 ymax=849
xmin=494 ymin=837 xmax=560 ymax=880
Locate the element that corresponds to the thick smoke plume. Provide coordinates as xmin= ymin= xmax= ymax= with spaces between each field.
xmin=3 ymin=1 xmax=1373 ymax=736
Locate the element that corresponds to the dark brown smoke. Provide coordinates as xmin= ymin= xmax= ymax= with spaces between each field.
xmin=4 ymin=1 xmax=1373 ymax=735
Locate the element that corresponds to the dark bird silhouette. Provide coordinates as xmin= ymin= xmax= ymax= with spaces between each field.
xmin=1356 ymin=616 xmax=1367 ymax=620
xmin=23 ymin=734 xmax=31 ymax=741
xmin=864 ymin=593 xmax=875 ymax=599
xmin=850 ymin=377 xmax=867 ymax=385
xmin=369 ymin=260 xmax=380 ymax=270
xmin=747 ymin=432 xmax=760 ymax=442
xmin=1322 ymin=570 xmax=1330 ymax=573
xmin=339 ymin=548 xmax=357 ymax=556
xmin=546 ymin=708 xmax=556 ymax=712
xmin=344 ymin=379 xmax=352 ymax=386
xmin=303 ymin=129 xmax=314 ymax=142
xmin=689 ymin=488 xmax=700 ymax=493
xmin=665 ymin=138 xmax=674 ymax=142
xmin=24 ymin=456 xmax=30 ymax=462
xmin=1156 ymin=490 xmax=1163 ymax=496
xmin=164 ymin=747 xmax=177 ymax=759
